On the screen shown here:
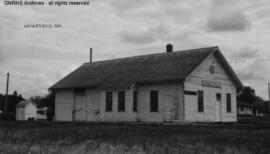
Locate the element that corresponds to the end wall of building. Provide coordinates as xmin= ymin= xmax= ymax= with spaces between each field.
xmin=184 ymin=53 xmax=237 ymax=122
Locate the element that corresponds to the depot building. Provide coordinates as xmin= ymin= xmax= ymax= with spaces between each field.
xmin=49 ymin=44 xmax=243 ymax=122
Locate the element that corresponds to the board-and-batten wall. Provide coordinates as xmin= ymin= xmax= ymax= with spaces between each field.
xmin=54 ymin=83 xmax=184 ymax=122
xmin=184 ymin=53 xmax=237 ymax=122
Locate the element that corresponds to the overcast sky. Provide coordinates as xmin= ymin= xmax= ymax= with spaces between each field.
xmin=1 ymin=0 xmax=270 ymax=99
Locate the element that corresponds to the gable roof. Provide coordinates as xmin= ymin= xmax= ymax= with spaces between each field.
xmin=49 ymin=46 xmax=243 ymax=90
xmin=16 ymin=100 xmax=36 ymax=108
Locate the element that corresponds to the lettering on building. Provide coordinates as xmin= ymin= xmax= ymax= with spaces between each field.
xmin=201 ymin=80 xmax=222 ymax=88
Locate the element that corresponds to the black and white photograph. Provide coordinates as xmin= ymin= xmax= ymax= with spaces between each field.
xmin=0 ymin=0 xmax=270 ymax=153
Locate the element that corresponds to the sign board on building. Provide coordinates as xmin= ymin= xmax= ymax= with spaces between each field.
xmin=202 ymin=80 xmax=221 ymax=88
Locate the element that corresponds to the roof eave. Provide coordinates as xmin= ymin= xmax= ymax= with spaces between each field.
xmin=214 ymin=48 xmax=244 ymax=90
xmin=49 ymin=84 xmax=100 ymax=91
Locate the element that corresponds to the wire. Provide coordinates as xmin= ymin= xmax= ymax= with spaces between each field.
xmin=228 ymin=57 xmax=270 ymax=63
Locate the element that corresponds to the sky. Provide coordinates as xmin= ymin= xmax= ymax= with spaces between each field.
xmin=1 ymin=0 xmax=270 ymax=99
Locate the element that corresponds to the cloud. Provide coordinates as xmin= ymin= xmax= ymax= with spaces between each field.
xmin=228 ymin=46 xmax=270 ymax=98
xmin=211 ymin=0 xmax=235 ymax=7
xmin=238 ymin=71 xmax=264 ymax=82
xmin=0 ymin=52 xmax=4 ymax=64
xmin=117 ymin=24 xmax=169 ymax=45
xmin=205 ymin=11 xmax=252 ymax=32
xmin=110 ymin=0 xmax=151 ymax=12
xmin=56 ymin=65 xmax=79 ymax=81
xmin=231 ymin=46 xmax=258 ymax=60
xmin=117 ymin=31 xmax=156 ymax=45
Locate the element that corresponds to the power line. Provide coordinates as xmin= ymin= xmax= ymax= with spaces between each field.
xmin=229 ymin=57 xmax=270 ymax=63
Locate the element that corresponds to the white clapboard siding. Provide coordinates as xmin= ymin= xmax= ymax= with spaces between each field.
xmin=184 ymin=53 xmax=237 ymax=122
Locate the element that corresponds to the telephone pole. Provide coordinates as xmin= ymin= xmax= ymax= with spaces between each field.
xmin=268 ymin=83 xmax=270 ymax=115
xmin=4 ymin=73 xmax=9 ymax=116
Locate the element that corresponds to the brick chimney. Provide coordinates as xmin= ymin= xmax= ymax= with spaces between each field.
xmin=90 ymin=48 xmax=92 ymax=62
xmin=166 ymin=44 xmax=173 ymax=53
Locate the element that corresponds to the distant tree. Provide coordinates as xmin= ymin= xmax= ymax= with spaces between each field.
xmin=237 ymin=86 xmax=269 ymax=115
xmin=30 ymin=92 xmax=55 ymax=120
xmin=256 ymin=101 xmax=269 ymax=115
xmin=30 ymin=96 xmax=42 ymax=107
xmin=237 ymin=86 xmax=257 ymax=104
xmin=18 ymin=94 xmax=23 ymax=100
xmin=12 ymin=91 xmax=18 ymax=97
xmin=0 ymin=91 xmax=25 ymax=120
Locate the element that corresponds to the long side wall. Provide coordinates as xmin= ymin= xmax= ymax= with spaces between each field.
xmin=55 ymin=83 xmax=184 ymax=122
xmin=137 ymin=83 xmax=184 ymax=122
xmin=98 ymin=83 xmax=184 ymax=122
xmin=99 ymin=89 xmax=137 ymax=121
xmin=184 ymin=54 xmax=237 ymax=122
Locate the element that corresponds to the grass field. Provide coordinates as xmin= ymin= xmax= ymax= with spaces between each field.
xmin=0 ymin=121 xmax=270 ymax=154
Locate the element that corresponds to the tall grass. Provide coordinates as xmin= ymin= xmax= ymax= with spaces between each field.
xmin=0 ymin=122 xmax=269 ymax=154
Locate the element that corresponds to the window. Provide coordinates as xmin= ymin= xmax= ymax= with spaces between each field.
xmin=133 ymin=91 xmax=137 ymax=112
xmin=150 ymin=90 xmax=158 ymax=112
xmin=209 ymin=65 xmax=215 ymax=74
xmin=74 ymin=88 xmax=86 ymax=95
xmin=198 ymin=90 xmax=204 ymax=112
xmin=216 ymin=93 xmax=221 ymax=101
xmin=226 ymin=93 xmax=231 ymax=112
xmin=105 ymin=92 xmax=112 ymax=112
xmin=118 ymin=91 xmax=125 ymax=112
xmin=184 ymin=91 xmax=197 ymax=95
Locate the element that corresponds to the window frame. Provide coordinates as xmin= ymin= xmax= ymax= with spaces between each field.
xmin=105 ymin=91 xmax=113 ymax=112
xmin=133 ymin=91 xmax=137 ymax=112
xmin=198 ymin=90 xmax=204 ymax=112
xmin=216 ymin=93 xmax=221 ymax=101
xmin=150 ymin=90 xmax=159 ymax=112
xmin=226 ymin=93 xmax=232 ymax=113
xmin=118 ymin=91 xmax=125 ymax=112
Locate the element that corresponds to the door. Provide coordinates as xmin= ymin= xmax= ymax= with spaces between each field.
xmin=216 ymin=93 xmax=222 ymax=122
xmin=164 ymin=106 xmax=173 ymax=122
xmin=74 ymin=94 xmax=86 ymax=121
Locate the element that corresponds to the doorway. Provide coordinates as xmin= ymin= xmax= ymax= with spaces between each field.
xmin=216 ymin=93 xmax=222 ymax=122
xmin=74 ymin=94 xmax=86 ymax=121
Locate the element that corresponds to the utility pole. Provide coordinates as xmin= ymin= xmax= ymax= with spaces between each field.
xmin=4 ymin=73 xmax=9 ymax=116
xmin=268 ymin=83 xmax=270 ymax=115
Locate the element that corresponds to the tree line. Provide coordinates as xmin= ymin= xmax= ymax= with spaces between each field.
xmin=237 ymin=86 xmax=269 ymax=115
xmin=0 ymin=91 xmax=24 ymax=119
xmin=0 ymin=91 xmax=55 ymax=120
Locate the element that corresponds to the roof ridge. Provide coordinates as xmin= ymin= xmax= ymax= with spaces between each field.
xmin=84 ymin=46 xmax=218 ymax=65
